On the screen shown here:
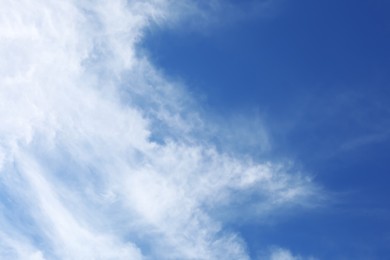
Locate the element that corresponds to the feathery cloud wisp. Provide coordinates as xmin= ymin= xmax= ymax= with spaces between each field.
xmin=0 ymin=0 xmax=319 ymax=259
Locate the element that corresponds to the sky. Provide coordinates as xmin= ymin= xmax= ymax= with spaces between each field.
xmin=0 ymin=0 xmax=389 ymax=259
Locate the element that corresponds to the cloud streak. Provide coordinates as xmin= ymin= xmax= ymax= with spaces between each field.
xmin=0 ymin=0 xmax=319 ymax=259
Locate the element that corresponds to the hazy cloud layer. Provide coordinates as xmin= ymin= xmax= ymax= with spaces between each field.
xmin=0 ymin=0 xmax=319 ymax=259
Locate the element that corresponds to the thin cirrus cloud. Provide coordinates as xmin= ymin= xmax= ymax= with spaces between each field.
xmin=261 ymin=247 xmax=317 ymax=260
xmin=0 ymin=0 xmax=319 ymax=259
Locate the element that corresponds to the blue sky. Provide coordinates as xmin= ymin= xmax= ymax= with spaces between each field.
xmin=143 ymin=1 xmax=390 ymax=259
xmin=0 ymin=0 xmax=389 ymax=259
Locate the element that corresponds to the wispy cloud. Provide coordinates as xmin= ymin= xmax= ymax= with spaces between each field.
xmin=0 ymin=0 xmax=319 ymax=258
xmin=156 ymin=0 xmax=285 ymax=33
xmin=259 ymin=247 xmax=317 ymax=260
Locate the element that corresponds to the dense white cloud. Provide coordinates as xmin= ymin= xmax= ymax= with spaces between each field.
xmin=0 ymin=0 xmax=319 ymax=259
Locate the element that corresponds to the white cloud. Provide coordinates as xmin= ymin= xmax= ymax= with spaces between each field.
xmin=153 ymin=0 xmax=285 ymax=32
xmin=270 ymin=248 xmax=299 ymax=260
xmin=0 ymin=0 xmax=320 ymax=259
xmin=259 ymin=247 xmax=317 ymax=260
